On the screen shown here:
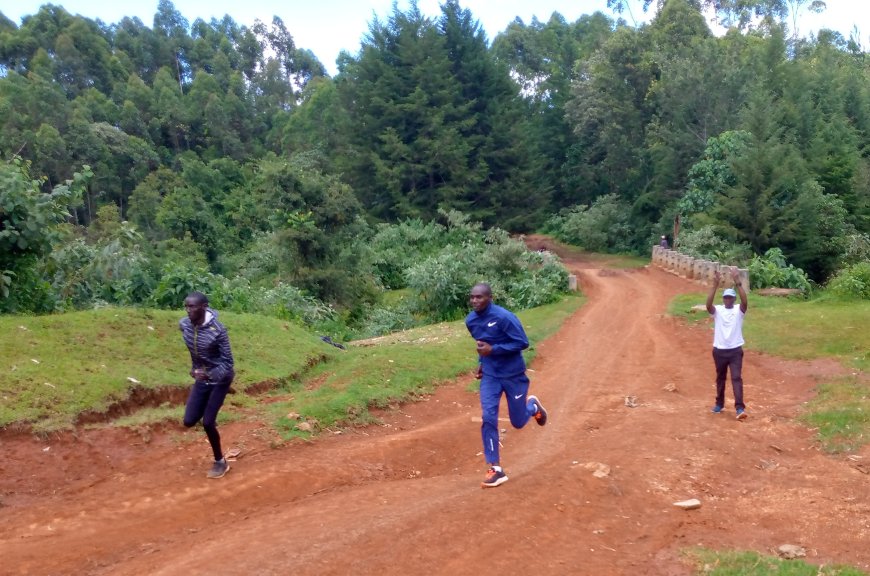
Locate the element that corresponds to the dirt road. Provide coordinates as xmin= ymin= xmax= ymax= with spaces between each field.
xmin=3 ymin=251 xmax=869 ymax=575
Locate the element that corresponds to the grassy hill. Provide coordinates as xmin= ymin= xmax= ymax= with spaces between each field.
xmin=0 ymin=295 xmax=586 ymax=434
xmin=0 ymin=308 xmax=333 ymax=432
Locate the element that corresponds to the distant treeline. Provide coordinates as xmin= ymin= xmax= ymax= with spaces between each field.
xmin=0 ymin=0 xmax=868 ymax=316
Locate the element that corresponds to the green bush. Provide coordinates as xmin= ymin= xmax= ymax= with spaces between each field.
xmin=0 ymin=257 xmax=56 ymax=313
xmin=676 ymin=225 xmax=752 ymax=264
xmin=544 ymin=193 xmax=633 ymax=253
xmin=826 ymin=261 xmax=870 ymax=300
xmin=0 ymin=160 xmax=89 ymax=312
xmin=354 ymin=303 xmax=417 ymax=338
xmin=254 ymin=282 xmax=337 ymax=325
xmin=405 ymin=225 xmax=569 ymax=322
xmin=748 ymin=248 xmax=812 ymax=292
xmin=501 ymin=253 xmax=569 ymax=310
xmin=45 ymin=235 xmax=154 ymax=310
xmin=368 ymin=218 xmax=447 ymax=289
xmin=406 ymin=244 xmax=474 ymax=320
xmin=151 ymin=264 xmax=216 ymax=308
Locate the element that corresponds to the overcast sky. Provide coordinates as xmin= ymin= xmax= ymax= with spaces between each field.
xmin=3 ymin=1 xmax=867 ymax=74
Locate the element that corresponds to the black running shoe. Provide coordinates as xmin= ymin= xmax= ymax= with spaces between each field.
xmin=481 ymin=466 xmax=508 ymax=488
xmin=207 ymin=458 xmax=230 ymax=479
xmin=528 ymin=395 xmax=548 ymax=426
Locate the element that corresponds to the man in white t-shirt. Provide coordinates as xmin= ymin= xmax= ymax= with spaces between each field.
xmin=705 ymin=267 xmax=748 ymax=420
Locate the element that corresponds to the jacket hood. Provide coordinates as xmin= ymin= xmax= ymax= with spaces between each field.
xmin=202 ymin=308 xmax=217 ymax=326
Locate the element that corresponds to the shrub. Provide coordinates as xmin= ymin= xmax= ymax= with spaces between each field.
xmin=405 ymin=226 xmax=570 ymax=322
xmin=354 ymin=303 xmax=417 ymax=338
xmin=42 ymin=221 xmax=155 ymax=310
xmin=254 ymin=282 xmax=337 ymax=325
xmin=748 ymin=248 xmax=812 ymax=292
xmin=545 ymin=194 xmax=632 ymax=253
xmin=151 ymin=264 xmax=216 ymax=309
xmin=368 ymin=218 xmax=447 ymax=289
xmin=406 ymin=244 xmax=474 ymax=321
xmin=676 ymin=225 xmax=752 ymax=264
xmin=826 ymin=262 xmax=870 ymax=300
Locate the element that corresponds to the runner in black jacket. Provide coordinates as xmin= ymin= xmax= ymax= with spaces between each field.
xmin=180 ymin=291 xmax=235 ymax=479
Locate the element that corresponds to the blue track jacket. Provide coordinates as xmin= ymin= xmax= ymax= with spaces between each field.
xmin=179 ymin=308 xmax=235 ymax=384
xmin=465 ymin=303 xmax=529 ymax=378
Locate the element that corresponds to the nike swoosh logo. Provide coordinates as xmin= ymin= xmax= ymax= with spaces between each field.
xmin=514 ymin=394 xmax=523 ymax=399
xmin=487 ymin=321 xmax=497 ymax=327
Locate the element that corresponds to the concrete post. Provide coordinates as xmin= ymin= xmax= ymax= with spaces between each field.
xmin=568 ymin=275 xmax=578 ymax=291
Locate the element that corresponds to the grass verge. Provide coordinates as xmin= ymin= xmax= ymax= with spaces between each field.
xmin=683 ymin=547 xmax=867 ymax=575
xmin=0 ymin=308 xmax=335 ymax=432
xmin=669 ymin=291 xmax=870 ymax=453
xmin=799 ymin=375 xmax=870 ymax=453
xmin=268 ymin=293 xmax=586 ymax=439
xmin=668 ymin=293 xmax=869 ymax=371
xmin=1 ymin=294 xmax=584 ymax=437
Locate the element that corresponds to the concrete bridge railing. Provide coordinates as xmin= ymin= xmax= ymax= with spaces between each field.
xmin=651 ymin=245 xmax=750 ymax=292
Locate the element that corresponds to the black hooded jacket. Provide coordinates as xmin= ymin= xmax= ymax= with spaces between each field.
xmin=179 ymin=308 xmax=234 ymax=385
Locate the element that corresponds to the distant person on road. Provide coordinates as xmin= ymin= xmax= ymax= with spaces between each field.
xmin=465 ymin=282 xmax=548 ymax=488
xmin=180 ymin=291 xmax=235 ymax=479
xmin=705 ymin=268 xmax=748 ymax=420
xmin=660 ymin=235 xmax=669 ymax=249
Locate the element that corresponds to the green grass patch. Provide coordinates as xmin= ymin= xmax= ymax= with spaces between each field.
xmin=381 ymin=288 xmax=413 ymax=306
xmin=95 ymin=405 xmax=183 ymax=429
xmin=668 ymin=293 xmax=869 ymax=371
xmin=582 ymin=252 xmax=650 ymax=269
xmin=799 ymin=375 xmax=870 ymax=453
xmin=0 ymin=294 xmax=585 ymax=438
xmin=683 ymin=547 xmax=867 ymax=575
xmin=269 ymin=293 xmax=586 ymax=439
xmin=669 ymin=291 xmax=870 ymax=453
xmin=0 ymin=308 xmax=335 ymax=432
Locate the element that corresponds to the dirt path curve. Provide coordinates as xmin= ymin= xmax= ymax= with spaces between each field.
xmin=3 ymin=249 xmax=869 ymax=576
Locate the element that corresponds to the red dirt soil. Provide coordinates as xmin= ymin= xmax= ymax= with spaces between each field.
xmin=3 ymin=243 xmax=869 ymax=576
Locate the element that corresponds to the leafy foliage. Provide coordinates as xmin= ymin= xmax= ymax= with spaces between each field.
xmin=368 ymin=218 xmax=449 ymax=290
xmin=0 ymin=159 xmax=91 ymax=311
xmin=826 ymin=262 xmax=870 ymax=300
xmin=1 ymin=0 xmax=869 ymax=319
xmin=369 ymin=211 xmax=569 ymax=330
xmin=747 ymin=247 xmax=812 ymax=292
xmin=673 ymin=225 xmax=753 ymax=265
xmin=544 ymin=194 xmax=633 ymax=253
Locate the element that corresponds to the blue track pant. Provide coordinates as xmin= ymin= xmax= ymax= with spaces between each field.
xmin=479 ymin=373 xmax=536 ymax=465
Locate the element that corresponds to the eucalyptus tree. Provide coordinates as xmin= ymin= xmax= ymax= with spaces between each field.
xmin=0 ymin=68 xmax=70 ymax=184
xmin=643 ymin=0 xmax=745 ymax=215
xmin=152 ymin=0 xmax=192 ymax=91
xmin=492 ymin=11 xmax=613 ymax=210
xmin=607 ymin=0 xmax=791 ymax=28
xmin=111 ymin=16 xmax=164 ymax=84
xmin=565 ymin=24 xmax=655 ymax=204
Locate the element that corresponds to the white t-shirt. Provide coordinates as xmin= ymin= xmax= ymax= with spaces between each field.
xmin=711 ymin=305 xmax=745 ymax=349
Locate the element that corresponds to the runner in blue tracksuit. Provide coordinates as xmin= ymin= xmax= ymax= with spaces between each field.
xmin=465 ymin=282 xmax=548 ymax=488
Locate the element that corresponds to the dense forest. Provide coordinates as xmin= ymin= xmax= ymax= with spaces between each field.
xmin=1 ymin=0 xmax=868 ymax=328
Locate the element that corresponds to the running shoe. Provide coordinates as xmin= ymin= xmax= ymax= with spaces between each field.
xmin=736 ymin=408 xmax=748 ymax=420
xmin=481 ymin=466 xmax=508 ymax=488
xmin=207 ymin=458 xmax=230 ymax=479
xmin=528 ymin=395 xmax=548 ymax=426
